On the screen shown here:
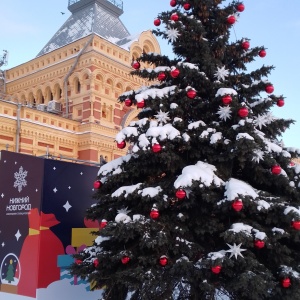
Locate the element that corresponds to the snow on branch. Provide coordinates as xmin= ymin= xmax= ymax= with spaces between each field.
xmin=138 ymin=186 xmax=163 ymax=197
xmin=215 ymin=88 xmax=237 ymax=97
xmin=98 ymin=154 xmax=132 ymax=176
xmin=146 ymin=123 xmax=181 ymax=141
xmin=174 ymin=161 xmax=224 ymax=189
xmin=135 ymin=85 xmax=177 ymax=103
xmin=224 ymin=178 xmax=259 ymax=201
xmin=112 ymin=183 xmax=142 ymax=198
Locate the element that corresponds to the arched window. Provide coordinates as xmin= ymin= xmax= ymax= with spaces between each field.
xmin=74 ymin=77 xmax=81 ymax=94
xmin=54 ymin=84 xmax=62 ymax=100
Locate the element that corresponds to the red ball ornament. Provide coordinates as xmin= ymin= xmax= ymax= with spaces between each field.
xmin=170 ymin=68 xmax=180 ymax=78
xmin=232 ymin=199 xmax=243 ymax=212
xmin=236 ymin=3 xmax=245 ymax=12
xmin=265 ymin=85 xmax=274 ymax=94
xmin=158 ymin=72 xmax=166 ymax=81
xmin=277 ymin=99 xmax=284 ymax=107
xmin=75 ymin=259 xmax=82 ymax=265
xmin=170 ymin=0 xmax=177 ymax=7
xmin=176 ymin=189 xmax=186 ymax=199
xmin=211 ymin=265 xmax=222 ymax=274
xmin=222 ymin=95 xmax=232 ymax=105
xmin=121 ymin=256 xmax=130 ymax=264
xmin=259 ymin=49 xmax=266 ymax=57
xmin=254 ymin=240 xmax=265 ymax=249
xmin=170 ymin=13 xmax=179 ymax=22
xmin=152 ymin=143 xmax=162 ymax=153
xmin=117 ymin=141 xmax=126 ymax=149
xmin=238 ymin=107 xmax=249 ymax=118
xmin=93 ymin=258 xmax=99 ymax=268
xmin=124 ymin=98 xmax=132 ymax=107
xmin=150 ymin=209 xmax=160 ymax=220
xmin=132 ymin=61 xmax=140 ymax=70
xmin=93 ymin=180 xmax=102 ymax=189
xmin=282 ymin=278 xmax=291 ymax=288
xmin=227 ymin=15 xmax=236 ymax=25
xmin=183 ymin=3 xmax=191 ymax=10
xmin=154 ymin=18 xmax=161 ymax=26
xmin=100 ymin=219 xmax=107 ymax=229
xmin=292 ymin=221 xmax=300 ymax=230
xmin=271 ymin=165 xmax=281 ymax=175
xmin=159 ymin=256 xmax=168 ymax=266
xmin=187 ymin=89 xmax=197 ymax=99
xmin=241 ymin=41 xmax=250 ymax=50
xmin=137 ymin=100 xmax=145 ymax=108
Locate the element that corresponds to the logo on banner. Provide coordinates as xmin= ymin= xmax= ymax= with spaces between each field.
xmin=14 ymin=166 xmax=28 ymax=193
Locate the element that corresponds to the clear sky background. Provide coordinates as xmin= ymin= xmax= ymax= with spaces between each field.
xmin=1 ymin=0 xmax=300 ymax=148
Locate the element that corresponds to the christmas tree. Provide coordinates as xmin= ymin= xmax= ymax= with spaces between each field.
xmin=71 ymin=1 xmax=300 ymax=299
xmin=5 ymin=259 xmax=15 ymax=283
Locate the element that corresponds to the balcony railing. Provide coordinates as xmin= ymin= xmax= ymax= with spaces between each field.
xmin=68 ymin=0 xmax=123 ymax=10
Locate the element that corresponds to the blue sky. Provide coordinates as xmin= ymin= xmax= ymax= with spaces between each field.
xmin=1 ymin=0 xmax=300 ymax=148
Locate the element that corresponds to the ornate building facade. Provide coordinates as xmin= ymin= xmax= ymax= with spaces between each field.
xmin=0 ymin=0 xmax=160 ymax=163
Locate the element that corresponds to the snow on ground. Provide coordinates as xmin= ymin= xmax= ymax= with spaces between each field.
xmin=0 ymin=278 xmax=104 ymax=300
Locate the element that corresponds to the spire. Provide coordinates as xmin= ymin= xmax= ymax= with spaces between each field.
xmin=37 ymin=0 xmax=130 ymax=57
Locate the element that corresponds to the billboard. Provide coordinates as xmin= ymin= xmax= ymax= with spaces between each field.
xmin=0 ymin=151 xmax=103 ymax=300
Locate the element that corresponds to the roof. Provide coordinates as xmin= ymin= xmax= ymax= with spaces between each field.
xmin=36 ymin=0 xmax=130 ymax=57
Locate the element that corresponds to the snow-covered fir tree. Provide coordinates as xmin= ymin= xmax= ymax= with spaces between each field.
xmin=71 ymin=1 xmax=300 ymax=299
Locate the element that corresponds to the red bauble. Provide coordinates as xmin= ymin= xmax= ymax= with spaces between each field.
xmin=282 ymin=278 xmax=291 ymax=288
xmin=152 ymin=143 xmax=162 ymax=153
xmin=254 ymin=240 xmax=265 ymax=249
xmin=137 ymin=100 xmax=145 ymax=108
xmin=117 ymin=141 xmax=126 ymax=149
xmin=158 ymin=72 xmax=166 ymax=81
xmin=159 ymin=256 xmax=168 ymax=266
xmin=259 ymin=49 xmax=266 ymax=57
xmin=265 ymin=85 xmax=274 ymax=94
xmin=75 ymin=259 xmax=82 ymax=265
xmin=241 ymin=41 xmax=250 ymax=50
xmin=277 ymin=99 xmax=284 ymax=107
xmin=170 ymin=0 xmax=177 ymax=7
xmin=150 ymin=209 xmax=160 ymax=220
xmin=232 ymin=199 xmax=243 ymax=212
xmin=176 ymin=189 xmax=186 ymax=199
xmin=183 ymin=3 xmax=191 ymax=10
xmin=93 ymin=180 xmax=102 ymax=189
xmin=121 ymin=256 xmax=130 ymax=264
xmin=170 ymin=13 xmax=179 ymax=21
xmin=187 ymin=89 xmax=197 ymax=99
xmin=93 ymin=259 xmax=99 ymax=268
xmin=236 ymin=3 xmax=245 ymax=12
xmin=170 ymin=68 xmax=180 ymax=78
xmin=238 ymin=107 xmax=249 ymax=118
xmin=132 ymin=61 xmax=140 ymax=70
xmin=154 ymin=18 xmax=161 ymax=26
xmin=222 ymin=95 xmax=232 ymax=105
xmin=292 ymin=221 xmax=300 ymax=230
xmin=100 ymin=219 xmax=107 ymax=229
xmin=124 ymin=98 xmax=132 ymax=107
xmin=271 ymin=165 xmax=281 ymax=175
xmin=211 ymin=265 xmax=222 ymax=274
xmin=227 ymin=15 xmax=236 ymax=25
